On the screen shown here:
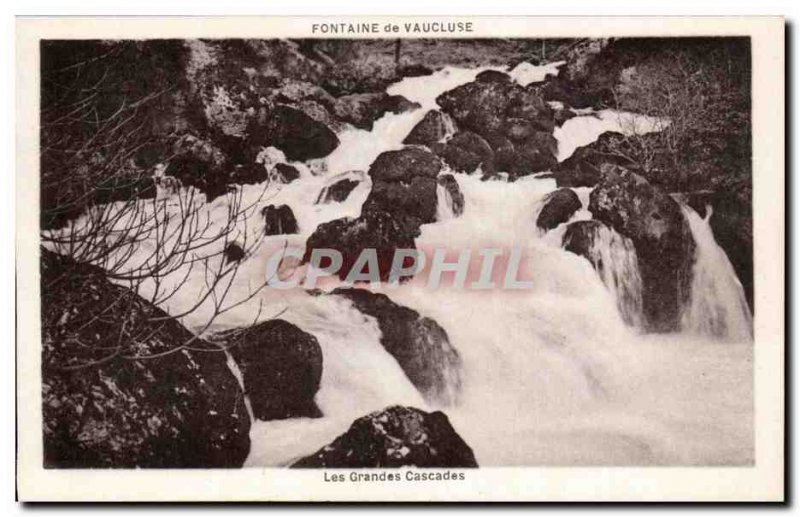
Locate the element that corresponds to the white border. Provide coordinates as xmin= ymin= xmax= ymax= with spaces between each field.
xmin=15 ymin=16 xmax=785 ymax=502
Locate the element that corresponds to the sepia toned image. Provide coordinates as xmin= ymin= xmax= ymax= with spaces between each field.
xmin=16 ymin=16 xmax=784 ymax=502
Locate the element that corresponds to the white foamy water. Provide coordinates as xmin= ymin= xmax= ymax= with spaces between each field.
xmin=45 ymin=61 xmax=753 ymax=467
xmin=680 ymin=206 xmax=753 ymax=341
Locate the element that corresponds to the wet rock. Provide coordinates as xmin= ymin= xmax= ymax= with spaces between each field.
xmin=303 ymin=210 xmax=420 ymax=282
xmin=209 ymin=320 xmax=323 ymax=421
xmin=165 ymin=134 xmax=230 ymax=201
xmin=367 ymin=147 xmax=443 ymax=182
xmin=315 ymin=177 xmax=360 ymax=204
xmin=437 ymin=174 xmax=465 ymax=217
xmin=403 ymin=110 xmax=450 ymax=147
xmin=536 ymin=188 xmax=582 ymax=230
xmin=229 ymin=163 xmax=269 ymax=186
xmin=291 ymin=406 xmax=477 ymax=468
xmin=435 ymin=131 xmax=495 ymax=175
xmin=333 ymin=93 xmax=420 ymax=131
xmin=398 ymin=63 xmax=434 ymax=78
xmin=562 ymin=220 xmax=607 ymax=260
xmin=262 ymin=105 xmax=339 ymax=161
xmin=436 ymin=77 xmax=557 ymax=177
xmin=272 ymin=163 xmax=301 ymax=184
xmin=588 ymin=164 xmax=695 ymax=331
xmin=333 ymin=288 xmax=462 ymax=405
xmin=41 ymin=249 xmax=250 ymax=468
xmin=363 ymin=148 xmax=443 ymax=227
xmin=262 ymin=204 xmax=299 ymax=235
xmin=223 ymin=242 xmax=246 ymax=264
xmin=553 ymin=132 xmax=636 ymax=188
xmin=475 ymin=69 xmax=512 ymax=84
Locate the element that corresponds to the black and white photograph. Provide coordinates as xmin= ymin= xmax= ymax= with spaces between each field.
xmin=14 ymin=15 xmax=785 ymax=502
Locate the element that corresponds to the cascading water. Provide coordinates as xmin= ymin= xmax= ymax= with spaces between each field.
xmin=680 ymin=205 xmax=753 ymax=341
xmin=564 ymin=223 xmax=645 ymax=328
xmin=50 ymin=61 xmax=754 ymax=467
xmin=435 ymin=182 xmax=456 ymax=221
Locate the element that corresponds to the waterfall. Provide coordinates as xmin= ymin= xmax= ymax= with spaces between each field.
xmin=436 ymin=182 xmax=456 ymax=221
xmin=680 ymin=206 xmax=753 ymax=341
xmin=566 ymin=224 xmax=645 ymax=328
xmin=72 ymin=61 xmax=753 ymax=467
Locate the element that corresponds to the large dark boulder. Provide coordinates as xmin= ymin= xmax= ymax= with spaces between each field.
xmin=271 ymin=163 xmax=301 ymax=184
xmin=437 ymin=174 xmax=465 ymax=217
xmin=262 ymin=105 xmax=339 ymax=161
xmin=435 ymin=77 xmax=557 ymax=178
xmin=41 ymin=249 xmax=251 ymax=468
xmin=553 ymin=132 xmax=650 ymax=188
xmin=537 ymin=188 xmax=582 ymax=230
xmin=403 ymin=110 xmax=451 ymax=147
xmin=262 ymin=204 xmax=299 ymax=235
xmin=303 ymin=210 xmax=420 ymax=282
xmin=165 ymin=135 xmax=230 ymax=201
xmin=588 ymin=165 xmax=695 ymax=331
xmin=332 ymin=288 xmax=462 ymax=406
xmin=562 ymin=220 xmax=607 ymax=259
xmin=291 ymin=406 xmax=477 ymax=468
xmin=434 ymin=131 xmax=495 ymax=175
xmin=367 ymin=147 xmax=443 ymax=182
xmin=209 ymin=320 xmax=323 ymax=421
xmin=363 ymin=148 xmax=443 ymax=227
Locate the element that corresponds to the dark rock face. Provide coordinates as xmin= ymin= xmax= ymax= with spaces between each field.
xmin=41 ymin=249 xmax=250 ymax=468
xmin=209 ymin=320 xmax=323 ymax=422
xmin=403 ymin=110 xmax=450 ymax=147
xmin=475 ymin=69 xmax=512 ymax=84
xmin=363 ymin=148 xmax=443 ymax=227
xmin=435 ymin=131 xmax=495 ymax=175
xmin=165 ymin=135 xmax=231 ymax=201
xmin=229 ymin=163 xmax=269 ymax=186
xmin=562 ymin=220 xmax=607 ymax=260
xmin=262 ymin=204 xmax=299 ymax=235
xmin=262 ymin=105 xmax=340 ymax=161
xmin=272 ymin=163 xmax=301 ymax=184
xmin=707 ymin=181 xmax=753 ymax=311
xmin=316 ymin=178 xmax=360 ymax=204
xmin=333 ymin=93 xmax=420 ymax=131
xmin=437 ymin=174 xmax=465 ymax=217
xmin=291 ymin=406 xmax=477 ymax=468
xmin=536 ymin=188 xmax=582 ymax=230
xmin=553 ymin=132 xmax=636 ymax=188
xmin=588 ymin=165 xmax=695 ymax=331
xmin=223 ymin=242 xmax=246 ymax=264
xmin=436 ymin=75 xmax=557 ymax=178
xmin=332 ymin=288 xmax=461 ymax=406
xmin=303 ymin=211 xmax=420 ymax=282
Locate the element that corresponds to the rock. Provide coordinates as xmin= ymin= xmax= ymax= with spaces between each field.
xmin=435 ymin=131 xmax=495 ymax=175
xmin=553 ymin=132 xmax=635 ymax=188
xmin=562 ymin=220 xmax=606 ymax=259
xmin=707 ymin=180 xmax=753 ymax=311
xmin=166 ymin=135 xmax=230 ymax=200
xmin=397 ymin=63 xmax=434 ymax=78
xmin=475 ymin=69 xmax=512 ymax=84
xmin=303 ymin=210 xmax=420 ymax=282
xmin=291 ymin=406 xmax=477 ymax=468
xmin=229 ymin=163 xmax=269 ymax=186
xmin=436 ymin=78 xmax=557 ymax=177
xmin=272 ymin=163 xmax=301 ymax=184
xmin=588 ymin=165 xmax=695 ymax=331
xmin=363 ymin=148 xmax=443 ymax=227
xmin=92 ymin=175 xmax=157 ymax=205
xmin=41 ymin=249 xmax=251 ymax=468
xmin=209 ymin=320 xmax=323 ymax=421
xmin=403 ymin=110 xmax=450 ymax=147
xmin=262 ymin=204 xmax=299 ymax=235
xmin=332 ymin=288 xmax=462 ymax=405
xmin=333 ymin=93 xmax=420 ymax=131
xmin=315 ymin=177 xmax=360 ymax=204
xmin=223 ymin=242 xmax=246 ymax=264
xmin=367 ymin=147 xmax=443 ymax=183
xmin=536 ymin=188 xmax=582 ymax=230
xmin=263 ymin=105 xmax=339 ymax=161
xmin=437 ymin=174 xmax=465 ymax=217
